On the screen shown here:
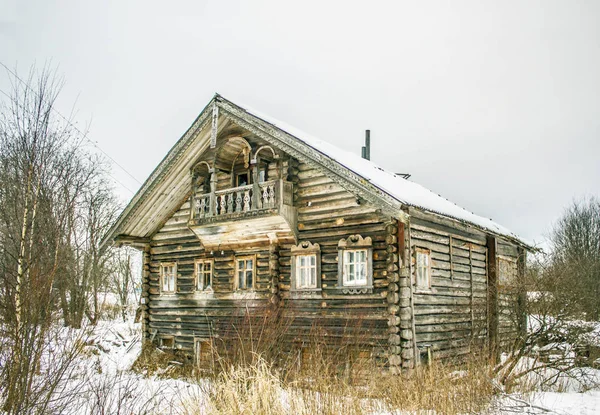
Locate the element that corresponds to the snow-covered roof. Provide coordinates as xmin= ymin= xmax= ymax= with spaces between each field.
xmin=229 ymin=97 xmax=526 ymax=244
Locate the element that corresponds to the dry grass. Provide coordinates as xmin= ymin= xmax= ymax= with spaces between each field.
xmin=137 ymin=309 xmax=497 ymax=414
xmin=177 ymin=350 xmax=496 ymax=415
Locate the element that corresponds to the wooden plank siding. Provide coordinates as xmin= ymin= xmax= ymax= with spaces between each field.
xmin=409 ymin=217 xmax=489 ymax=361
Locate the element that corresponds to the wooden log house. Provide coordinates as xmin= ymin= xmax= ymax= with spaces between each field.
xmin=101 ymin=94 xmax=532 ymax=371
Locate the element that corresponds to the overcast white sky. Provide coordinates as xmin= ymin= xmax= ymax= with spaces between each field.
xmin=1 ymin=0 xmax=599 ymax=246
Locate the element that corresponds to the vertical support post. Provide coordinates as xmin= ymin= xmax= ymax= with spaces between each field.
xmin=141 ymin=246 xmax=151 ymax=343
xmin=251 ymin=158 xmax=260 ymax=210
xmin=209 ymin=170 xmax=217 ymax=216
xmin=386 ymin=221 xmax=401 ymax=373
xmin=469 ymin=245 xmax=474 ymax=343
xmin=190 ymin=171 xmax=197 ymax=221
xmin=449 ymin=235 xmax=454 ymax=280
xmin=487 ymin=236 xmax=499 ymax=362
xmin=397 ymin=215 xmax=417 ymax=370
xmin=517 ymin=247 xmax=527 ymax=342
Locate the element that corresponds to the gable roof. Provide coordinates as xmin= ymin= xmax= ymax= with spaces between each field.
xmin=101 ymin=94 xmax=530 ymax=250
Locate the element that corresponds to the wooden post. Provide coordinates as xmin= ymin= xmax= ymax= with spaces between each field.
xmin=141 ymin=246 xmax=151 ymax=343
xmin=487 ymin=236 xmax=499 ymax=362
xmin=449 ymin=235 xmax=454 ymax=280
xmin=469 ymin=245 xmax=474 ymax=343
xmin=251 ymin=160 xmax=260 ymax=210
xmin=517 ymin=247 xmax=527 ymax=341
xmin=209 ymin=170 xmax=217 ymax=216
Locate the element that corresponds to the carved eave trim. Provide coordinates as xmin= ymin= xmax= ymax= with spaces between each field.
xmin=100 ymin=96 xmax=217 ymax=252
xmin=215 ymin=98 xmax=409 ymax=224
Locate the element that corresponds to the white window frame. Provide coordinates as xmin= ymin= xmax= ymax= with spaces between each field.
xmin=296 ymin=255 xmax=318 ymax=289
xmin=235 ymin=255 xmax=255 ymax=291
xmin=160 ymin=262 xmax=177 ymax=294
xmin=337 ymin=235 xmax=373 ymax=293
xmin=342 ymin=249 xmax=369 ymax=286
xmin=195 ymin=259 xmax=213 ymax=291
xmin=415 ymin=248 xmax=431 ymax=290
xmin=290 ymin=241 xmax=321 ymax=293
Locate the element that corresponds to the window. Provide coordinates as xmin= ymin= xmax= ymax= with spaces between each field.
xmin=195 ymin=259 xmax=213 ymax=291
xmin=291 ymin=242 xmax=321 ymax=292
xmin=337 ymin=235 xmax=373 ymax=293
xmin=160 ymin=336 xmax=174 ymax=349
xmin=296 ymin=255 xmax=317 ymax=288
xmin=236 ymin=172 xmax=249 ymax=187
xmin=160 ymin=263 xmax=177 ymax=294
xmin=343 ymin=249 xmax=368 ymax=286
xmin=258 ymin=162 xmax=269 ymax=183
xmin=235 ymin=255 xmax=255 ymax=290
xmin=415 ymin=248 xmax=431 ymax=289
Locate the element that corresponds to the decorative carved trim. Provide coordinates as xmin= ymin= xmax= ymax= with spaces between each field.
xmin=100 ymin=97 xmax=214 ymax=251
xmin=340 ymin=287 xmax=371 ymax=295
xmin=338 ymin=234 xmax=372 ymax=249
xmin=216 ymin=100 xmax=409 ymax=223
xmin=210 ymin=102 xmax=219 ymax=148
xmin=291 ymin=241 xmax=320 ymax=254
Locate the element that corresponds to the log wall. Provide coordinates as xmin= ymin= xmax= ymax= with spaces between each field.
xmin=409 ymin=215 xmax=489 ymax=361
xmin=142 ymin=157 xmax=526 ymax=368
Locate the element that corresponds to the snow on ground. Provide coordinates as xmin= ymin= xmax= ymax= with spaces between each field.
xmin=37 ymin=312 xmax=600 ymax=414
xmin=56 ymin=317 xmax=205 ymax=415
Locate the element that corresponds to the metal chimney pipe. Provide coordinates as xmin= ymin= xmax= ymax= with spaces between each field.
xmin=361 ymin=146 xmax=367 ymax=159
xmin=365 ymin=130 xmax=371 ymax=161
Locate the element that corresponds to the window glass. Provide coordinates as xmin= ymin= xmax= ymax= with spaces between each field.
xmin=296 ymin=254 xmax=317 ymax=289
xmin=196 ymin=260 xmax=213 ymax=291
xmin=236 ymin=173 xmax=249 ymax=187
xmin=343 ymin=249 xmax=368 ymax=286
xmin=236 ymin=257 xmax=254 ymax=290
xmin=161 ymin=264 xmax=176 ymax=293
xmin=416 ymin=250 xmax=431 ymax=289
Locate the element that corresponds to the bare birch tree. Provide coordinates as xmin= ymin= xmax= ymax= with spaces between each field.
xmin=0 ymin=66 xmax=119 ymax=413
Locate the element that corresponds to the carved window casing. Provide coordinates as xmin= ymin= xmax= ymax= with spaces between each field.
xmin=337 ymin=235 xmax=373 ymax=294
xmin=415 ymin=248 xmax=431 ymax=290
xmin=291 ymin=242 xmax=321 ymax=292
xmin=195 ymin=259 xmax=213 ymax=291
xmin=160 ymin=263 xmax=177 ymax=294
xmin=235 ymin=255 xmax=256 ymax=291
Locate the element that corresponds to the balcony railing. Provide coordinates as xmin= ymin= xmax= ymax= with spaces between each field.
xmin=193 ymin=179 xmax=286 ymax=221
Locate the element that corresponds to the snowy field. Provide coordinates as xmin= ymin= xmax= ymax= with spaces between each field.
xmin=41 ymin=313 xmax=598 ymax=415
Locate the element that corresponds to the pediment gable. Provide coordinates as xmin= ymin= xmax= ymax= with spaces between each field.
xmin=102 ymin=94 xmax=528 ymax=251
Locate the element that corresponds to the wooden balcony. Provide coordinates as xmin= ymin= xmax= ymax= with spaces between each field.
xmin=188 ymin=179 xmax=296 ymax=247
